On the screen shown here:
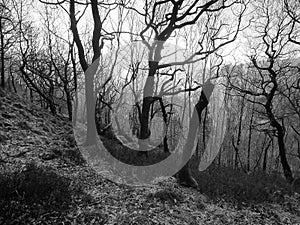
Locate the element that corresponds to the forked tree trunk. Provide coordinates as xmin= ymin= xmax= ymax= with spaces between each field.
xmin=70 ymin=0 xmax=101 ymax=146
xmin=139 ymin=62 xmax=158 ymax=142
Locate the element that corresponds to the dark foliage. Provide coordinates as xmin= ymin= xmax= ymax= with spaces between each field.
xmin=190 ymin=157 xmax=293 ymax=205
xmin=0 ymin=162 xmax=71 ymax=206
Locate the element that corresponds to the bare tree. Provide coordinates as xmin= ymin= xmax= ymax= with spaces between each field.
xmin=45 ymin=9 xmax=78 ymax=120
xmin=131 ymin=0 xmax=248 ymax=187
xmin=227 ymin=0 xmax=298 ymax=183
xmin=284 ymin=0 xmax=300 ymax=46
xmin=0 ymin=0 xmax=17 ymax=88
xmin=39 ymin=0 xmax=119 ymax=145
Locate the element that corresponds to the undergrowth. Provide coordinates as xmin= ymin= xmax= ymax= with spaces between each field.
xmin=0 ymin=161 xmax=90 ymax=224
xmin=189 ymin=157 xmax=293 ymax=205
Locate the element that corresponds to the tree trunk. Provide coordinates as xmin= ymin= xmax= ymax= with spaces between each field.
xmin=202 ymin=108 xmax=208 ymax=155
xmin=71 ymin=41 xmax=78 ymax=125
xmin=247 ymin=102 xmax=254 ymax=171
xmin=85 ymin=71 xmax=97 ymax=145
xmin=139 ymin=61 xmax=157 ymax=151
xmin=177 ymin=80 xmax=214 ymax=188
xmin=218 ymin=147 xmax=222 ymax=166
xmin=275 ymin=122 xmax=293 ymax=183
xmin=262 ymin=138 xmax=271 ymax=172
xmin=264 ymin=76 xmax=293 ymax=183
xmin=158 ymin=97 xmax=169 ymax=152
xmin=65 ymin=88 xmax=72 ymax=121
xmin=20 ymin=64 xmax=56 ymax=115
xmin=10 ymin=67 xmax=17 ymax=93
xmin=49 ymin=101 xmax=56 ymax=115
xmin=234 ymin=96 xmax=245 ymax=169
xmin=70 ymin=0 xmax=100 ymax=146
xmin=0 ymin=18 xmax=5 ymax=88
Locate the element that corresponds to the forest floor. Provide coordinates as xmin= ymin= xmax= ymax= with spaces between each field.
xmin=0 ymin=87 xmax=300 ymax=225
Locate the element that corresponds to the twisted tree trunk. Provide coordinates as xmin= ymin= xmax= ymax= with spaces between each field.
xmin=177 ymin=80 xmax=214 ymax=188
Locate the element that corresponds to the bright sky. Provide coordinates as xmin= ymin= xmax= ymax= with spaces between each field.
xmin=28 ymin=0 xmax=256 ymax=68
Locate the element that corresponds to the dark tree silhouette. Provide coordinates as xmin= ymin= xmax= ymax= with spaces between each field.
xmin=136 ymin=0 xmax=247 ymax=187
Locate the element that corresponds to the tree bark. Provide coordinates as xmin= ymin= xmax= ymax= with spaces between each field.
xmin=0 ymin=17 xmax=5 ymax=88
xmin=84 ymin=70 xmax=97 ymax=145
xmin=139 ymin=62 xmax=157 ymax=137
xmin=177 ymin=80 xmax=214 ymax=188
xmin=20 ymin=64 xmax=56 ymax=114
xmin=264 ymin=72 xmax=293 ymax=183
xmin=247 ymin=102 xmax=254 ymax=171
xmin=262 ymin=138 xmax=272 ymax=172
xmin=158 ymin=97 xmax=169 ymax=152
xmin=69 ymin=0 xmax=100 ymax=145
xmin=235 ymin=96 xmax=245 ymax=169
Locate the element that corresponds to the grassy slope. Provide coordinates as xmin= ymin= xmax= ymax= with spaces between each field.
xmin=0 ymin=88 xmax=299 ymax=225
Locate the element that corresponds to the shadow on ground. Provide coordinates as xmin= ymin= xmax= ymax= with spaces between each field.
xmin=0 ymin=161 xmax=100 ymax=224
xmin=189 ymin=157 xmax=292 ymax=205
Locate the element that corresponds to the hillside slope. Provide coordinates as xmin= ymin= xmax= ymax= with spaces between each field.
xmin=0 ymin=88 xmax=299 ymax=225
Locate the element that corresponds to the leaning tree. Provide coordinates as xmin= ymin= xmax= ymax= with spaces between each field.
xmin=228 ymin=0 xmax=299 ymax=183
